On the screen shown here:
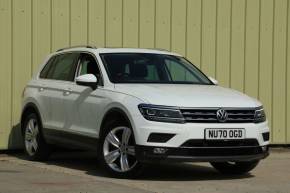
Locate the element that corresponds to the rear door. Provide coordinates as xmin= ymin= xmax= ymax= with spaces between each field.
xmin=38 ymin=52 xmax=80 ymax=132
xmin=35 ymin=57 xmax=56 ymax=129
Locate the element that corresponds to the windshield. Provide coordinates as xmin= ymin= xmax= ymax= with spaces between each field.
xmin=100 ymin=53 xmax=213 ymax=85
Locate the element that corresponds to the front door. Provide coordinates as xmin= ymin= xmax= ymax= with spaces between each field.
xmin=62 ymin=53 xmax=107 ymax=139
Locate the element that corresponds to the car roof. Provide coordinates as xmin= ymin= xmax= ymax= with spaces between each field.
xmin=55 ymin=46 xmax=182 ymax=56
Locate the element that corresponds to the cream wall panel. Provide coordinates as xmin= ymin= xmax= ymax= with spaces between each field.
xmin=272 ymin=0 xmax=287 ymax=144
xmin=244 ymin=0 xmax=259 ymax=98
xmin=9 ymin=0 xmax=32 ymax=148
xmin=186 ymin=0 xmax=202 ymax=68
xmin=106 ymin=0 xmax=122 ymax=47
xmin=287 ymin=0 xmax=290 ymax=143
xmin=12 ymin=0 xmax=32 ymax=127
xmin=88 ymin=0 xmax=105 ymax=47
xmin=171 ymin=0 xmax=186 ymax=55
xmin=32 ymin=0 xmax=51 ymax=74
xmin=71 ymin=0 xmax=88 ymax=45
xmin=51 ymin=0 xmax=70 ymax=51
xmin=155 ymin=0 xmax=171 ymax=50
xmin=123 ymin=0 xmax=139 ymax=47
xmin=259 ymin=0 xmax=274 ymax=141
xmin=0 ymin=0 xmax=12 ymax=149
xmin=230 ymin=0 xmax=246 ymax=92
xmin=139 ymin=0 xmax=155 ymax=48
xmin=216 ymin=0 xmax=231 ymax=87
xmin=201 ymin=0 xmax=216 ymax=78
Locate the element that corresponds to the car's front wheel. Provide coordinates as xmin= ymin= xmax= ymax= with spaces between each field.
xmin=99 ymin=121 xmax=142 ymax=178
xmin=210 ymin=161 xmax=259 ymax=175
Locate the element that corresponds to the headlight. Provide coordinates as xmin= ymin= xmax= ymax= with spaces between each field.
xmin=138 ymin=104 xmax=185 ymax=123
xmin=254 ymin=107 xmax=266 ymax=123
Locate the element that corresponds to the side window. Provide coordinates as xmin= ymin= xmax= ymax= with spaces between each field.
xmin=165 ymin=59 xmax=199 ymax=82
xmin=39 ymin=57 xmax=55 ymax=79
xmin=49 ymin=53 xmax=79 ymax=81
xmin=78 ymin=53 xmax=102 ymax=84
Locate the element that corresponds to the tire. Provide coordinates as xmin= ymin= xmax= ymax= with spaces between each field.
xmin=210 ymin=160 xmax=259 ymax=175
xmin=23 ymin=113 xmax=51 ymax=161
xmin=98 ymin=120 xmax=143 ymax=178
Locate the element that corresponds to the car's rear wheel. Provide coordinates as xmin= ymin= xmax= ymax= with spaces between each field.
xmin=210 ymin=161 xmax=259 ymax=175
xmin=99 ymin=121 xmax=142 ymax=178
xmin=23 ymin=113 xmax=50 ymax=161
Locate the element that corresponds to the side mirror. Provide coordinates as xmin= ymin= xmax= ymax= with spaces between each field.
xmin=209 ymin=77 xmax=218 ymax=85
xmin=76 ymin=74 xmax=98 ymax=90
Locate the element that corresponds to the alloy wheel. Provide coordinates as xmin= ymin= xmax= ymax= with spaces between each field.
xmin=24 ymin=118 xmax=39 ymax=156
xmin=103 ymin=126 xmax=137 ymax=172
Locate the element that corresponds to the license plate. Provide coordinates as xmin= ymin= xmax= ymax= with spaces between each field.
xmin=205 ymin=128 xmax=245 ymax=140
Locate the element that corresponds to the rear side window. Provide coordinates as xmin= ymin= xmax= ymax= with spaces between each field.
xmin=40 ymin=53 xmax=79 ymax=81
xmin=39 ymin=57 xmax=55 ymax=79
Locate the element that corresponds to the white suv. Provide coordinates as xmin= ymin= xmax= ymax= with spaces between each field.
xmin=21 ymin=46 xmax=269 ymax=177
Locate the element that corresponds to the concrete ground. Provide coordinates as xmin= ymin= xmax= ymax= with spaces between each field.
xmin=0 ymin=149 xmax=289 ymax=193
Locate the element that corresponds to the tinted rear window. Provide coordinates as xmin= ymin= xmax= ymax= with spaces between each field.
xmin=39 ymin=53 xmax=79 ymax=81
xmin=39 ymin=57 xmax=55 ymax=79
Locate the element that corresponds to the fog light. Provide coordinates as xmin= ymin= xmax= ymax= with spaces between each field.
xmin=153 ymin=147 xmax=168 ymax=154
xmin=261 ymin=146 xmax=268 ymax=152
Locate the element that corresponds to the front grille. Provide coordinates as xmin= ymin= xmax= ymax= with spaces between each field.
xmin=180 ymin=108 xmax=256 ymax=123
xmin=181 ymin=139 xmax=259 ymax=147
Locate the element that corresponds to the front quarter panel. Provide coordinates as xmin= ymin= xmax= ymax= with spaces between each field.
xmin=97 ymin=89 xmax=145 ymax=138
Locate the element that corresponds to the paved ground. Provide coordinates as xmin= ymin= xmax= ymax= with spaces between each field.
xmin=0 ymin=148 xmax=290 ymax=193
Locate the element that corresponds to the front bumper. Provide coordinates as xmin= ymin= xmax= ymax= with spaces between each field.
xmin=135 ymin=145 xmax=269 ymax=163
xmin=132 ymin=115 xmax=270 ymax=147
xmin=132 ymin=114 xmax=270 ymax=163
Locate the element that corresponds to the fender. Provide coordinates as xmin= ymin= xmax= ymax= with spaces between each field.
xmin=99 ymin=107 xmax=133 ymax=139
xmin=20 ymin=102 xmax=43 ymax=135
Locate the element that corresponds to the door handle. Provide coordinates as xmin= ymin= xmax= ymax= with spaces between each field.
xmin=64 ymin=88 xmax=72 ymax=96
xmin=39 ymin=83 xmax=46 ymax=92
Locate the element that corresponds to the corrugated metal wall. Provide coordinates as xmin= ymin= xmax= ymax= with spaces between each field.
xmin=0 ymin=0 xmax=289 ymax=149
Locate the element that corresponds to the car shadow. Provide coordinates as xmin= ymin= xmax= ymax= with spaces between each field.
xmin=10 ymin=150 xmax=254 ymax=181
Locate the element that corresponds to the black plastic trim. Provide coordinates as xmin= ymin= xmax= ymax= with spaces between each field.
xmin=135 ymin=145 xmax=269 ymax=163
xmin=43 ymin=128 xmax=99 ymax=151
xmin=181 ymin=139 xmax=259 ymax=147
xmin=262 ymin=132 xmax=270 ymax=141
xmin=147 ymin=133 xmax=175 ymax=143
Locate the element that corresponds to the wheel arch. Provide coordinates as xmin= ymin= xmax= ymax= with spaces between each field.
xmin=21 ymin=102 xmax=43 ymax=136
xmin=99 ymin=107 xmax=133 ymax=139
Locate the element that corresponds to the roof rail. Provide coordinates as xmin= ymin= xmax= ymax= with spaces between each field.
xmin=146 ymin=48 xmax=170 ymax=52
xmin=56 ymin=45 xmax=97 ymax=52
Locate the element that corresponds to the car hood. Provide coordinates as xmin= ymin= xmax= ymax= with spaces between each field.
xmin=114 ymin=84 xmax=261 ymax=108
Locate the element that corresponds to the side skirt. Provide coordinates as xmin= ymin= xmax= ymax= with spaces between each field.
xmin=43 ymin=128 xmax=99 ymax=151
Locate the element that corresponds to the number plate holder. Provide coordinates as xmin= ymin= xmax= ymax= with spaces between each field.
xmin=205 ymin=128 xmax=245 ymax=140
